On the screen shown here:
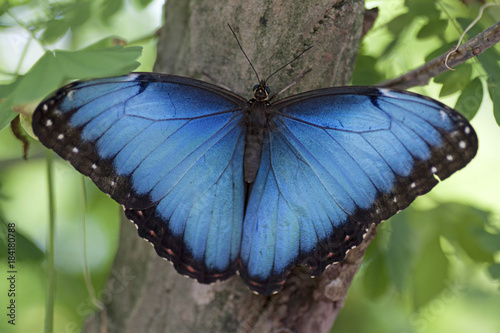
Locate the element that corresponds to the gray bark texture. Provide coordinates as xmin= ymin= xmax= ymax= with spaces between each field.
xmin=84 ymin=0 xmax=369 ymax=332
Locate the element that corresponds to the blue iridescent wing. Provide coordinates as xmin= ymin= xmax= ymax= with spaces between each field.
xmin=32 ymin=73 xmax=248 ymax=282
xmin=239 ymin=87 xmax=477 ymax=294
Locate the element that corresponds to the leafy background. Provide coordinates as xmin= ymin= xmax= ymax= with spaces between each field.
xmin=0 ymin=0 xmax=499 ymax=332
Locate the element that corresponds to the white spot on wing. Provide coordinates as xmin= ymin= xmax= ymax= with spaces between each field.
xmin=459 ymin=141 xmax=466 ymax=149
xmin=446 ymin=154 xmax=453 ymax=161
xmin=410 ymin=182 xmax=416 ymax=189
xmin=46 ymin=119 xmax=53 ymax=127
xmin=91 ymin=164 xmax=97 ymax=170
xmin=43 ymin=104 xmax=48 ymax=111
xmin=378 ymin=88 xmax=398 ymax=98
xmin=67 ymin=90 xmax=75 ymax=101
xmin=440 ymin=110 xmax=447 ymax=121
xmin=431 ymin=166 xmax=437 ymax=174
xmin=464 ymin=126 xmax=471 ymax=135
xmin=57 ymin=134 xmax=64 ymax=140
xmin=126 ymin=73 xmax=140 ymax=81
xmin=72 ymin=147 xmax=79 ymax=153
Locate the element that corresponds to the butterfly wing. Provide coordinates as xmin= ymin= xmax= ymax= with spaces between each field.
xmin=32 ymin=73 xmax=248 ymax=282
xmin=239 ymin=87 xmax=477 ymax=294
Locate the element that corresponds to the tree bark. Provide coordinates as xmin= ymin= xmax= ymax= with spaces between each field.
xmin=84 ymin=0 xmax=366 ymax=332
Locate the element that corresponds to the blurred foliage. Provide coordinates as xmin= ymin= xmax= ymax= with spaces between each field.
xmin=369 ymin=203 xmax=499 ymax=307
xmin=0 ymin=46 xmax=142 ymax=128
xmin=0 ymin=0 xmax=498 ymax=333
xmin=0 ymin=0 xmax=161 ymax=332
xmin=351 ymin=0 xmax=500 ymax=124
xmin=333 ymin=203 xmax=500 ymax=333
xmin=0 ymin=211 xmax=45 ymax=263
xmin=0 ymin=0 xmax=160 ymax=130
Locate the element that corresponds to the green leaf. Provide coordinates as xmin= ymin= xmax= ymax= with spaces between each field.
xmin=100 ymin=0 xmax=124 ymax=22
xmin=478 ymin=47 xmax=500 ymax=87
xmin=488 ymin=263 xmax=500 ymax=280
xmin=0 ymin=0 xmax=9 ymax=17
xmin=0 ymin=105 xmax=16 ymax=131
xmin=487 ymin=77 xmax=500 ymax=126
xmin=351 ymin=55 xmax=385 ymax=85
xmin=0 ymin=45 xmax=141 ymax=130
xmin=41 ymin=19 xmax=70 ymax=44
xmin=0 ymin=52 xmax=62 ymax=129
xmin=386 ymin=13 xmax=413 ymax=35
xmin=55 ymin=46 xmax=142 ymax=79
xmin=64 ymin=0 xmax=92 ymax=29
xmin=362 ymin=253 xmax=389 ymax=300
xmin=0 ymin=52 xmax=62 ymax=108
xmin=386 ymin=212 xmax=414 ymax=293
xmin=0 ymin=80 xmax=17 ymax=100
xmin=9 ymin=52 xmax=63 ymax=105
xmin=0 ymin=217 xmax=45 ymax=263
xmin=134 ymin=0 xmax=155 ymax=8
xmin=405 ymin=0 xmax=439 ymax=19
xmin=455 ymin=77 xmax=483 ymax=120
xmin=434 ymin=64 xmax=472 ymax=97
xmin=436 ymin=204 xmax=496 ymax=263
xmin=411 ymin=235 xmax=449 ymax=310
xmin=417 ymin=19 xmax=448 ymax=39
xmin=456 ymin=224 xmax=496 ymax=263
xmin=475 ymin=37 xmax=500 ymax=124
xmin=472 ymin=226 xmax=500 ymax=253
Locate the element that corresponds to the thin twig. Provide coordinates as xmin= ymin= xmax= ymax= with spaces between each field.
xmin=379 ymin=21 xmax=500 ymax=90
xmin=445 ymin=2 xmax=497 ymax=70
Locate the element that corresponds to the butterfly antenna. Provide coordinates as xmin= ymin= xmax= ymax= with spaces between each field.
xmin=228 ymin=24 xmax=261 ymax=82
xmin=265 ymin=45 xmax=313 ymax=83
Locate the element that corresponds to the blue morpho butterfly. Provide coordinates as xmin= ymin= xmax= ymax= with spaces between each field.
xmin=32 ymin=44 xmax=478 ymax=295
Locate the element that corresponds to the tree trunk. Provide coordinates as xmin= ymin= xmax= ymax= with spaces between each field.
xmin=84 ymin=0 xmax=367 ymax=332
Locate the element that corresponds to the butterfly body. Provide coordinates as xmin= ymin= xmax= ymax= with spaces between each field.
xmin=32 ymin=72 xmax=477 ymax=295
xmin=244 ymin=81 xmax=272 ymax=183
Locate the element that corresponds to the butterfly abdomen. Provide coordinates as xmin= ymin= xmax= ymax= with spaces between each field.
xmin=244 ymin=100 xmax=270 ymax=183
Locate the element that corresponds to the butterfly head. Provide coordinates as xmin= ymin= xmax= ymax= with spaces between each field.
xmin=252 ymin=80 xmax=271 ymax=102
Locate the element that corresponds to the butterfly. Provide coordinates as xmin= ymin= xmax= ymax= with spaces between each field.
xmin=32 ymin=71 xmax=477 ymax=295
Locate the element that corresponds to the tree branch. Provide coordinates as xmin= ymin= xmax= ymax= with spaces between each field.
xmin=379 ymin=21 xmax=500 ymax=90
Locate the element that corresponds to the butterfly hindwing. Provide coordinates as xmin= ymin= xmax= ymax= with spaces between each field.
xmin=238 ymin=87 xmax=477 ymax=293
xmin=32 ymin=73 xmax=249 ymax=282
